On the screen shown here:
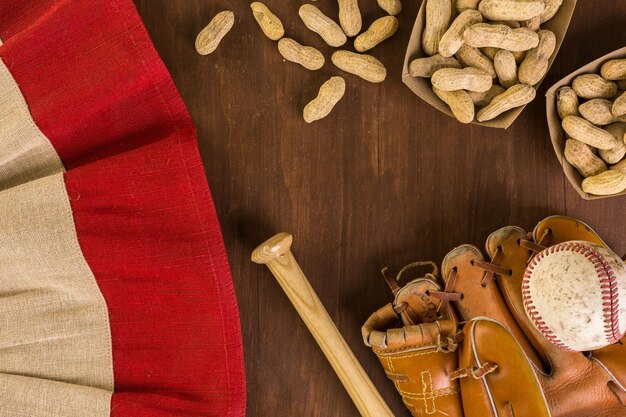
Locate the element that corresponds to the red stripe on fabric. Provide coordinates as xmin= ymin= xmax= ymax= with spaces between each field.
xmin=0 ymin=0 xmax=246 ymax=415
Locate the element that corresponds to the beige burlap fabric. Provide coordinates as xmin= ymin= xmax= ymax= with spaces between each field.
xmin=0 ymin=174 xmax=112 ymax=416
xmin=0 ymin=59 xmax=64 ymax=190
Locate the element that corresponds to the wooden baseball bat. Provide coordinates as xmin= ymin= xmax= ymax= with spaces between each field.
xmin=252 ymin=233 xmax=394 ymax=417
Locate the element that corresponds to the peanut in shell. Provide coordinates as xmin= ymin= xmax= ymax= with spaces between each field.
xmin=278 ymin=38 xmax=325 ymax=71
xmin=455 ymin=45 xmax=497 ymax=78
xmin=195 ymin=10 xmax=235 ymax=55
xmin=431 ymin=67 xmax=493 ymax=93
xmin=556 ymin=86 xmax=579 ymax=119
xmin=541 ymin=0 xmax=563 ymax=23
xmin=478 ymin=0 xmax=545 ymax=21
xmin=468 ymin=84 xmax=506 ymax=107
xmin=476 ymin=83 xmax=536 ymax=122
xmin=464 ymin=24 xmax=539 ymax=52
xmin=338 ymin=0 xmax=362 ymax=37
xmin=599 ymin=123 xmax=626 ymax=164
xmin=409 ymin=54 xmax=462 ymax=78
xmin=564 ymin=139 xmax=607 ymax=178
xmin=355 ymin=16 xmax=398 ymax=52
xmin=601 ymin=59 xmax=626 ymax=81
xmin=331 ymin=50 xmax=387 ymax=83
xmin=299 ymin=4 xmax=346 ymax=47
xmin=303 ymin=76 xmax=346 ymax=123
xmin=572 ymin=74 xmax=617 ymax=99
xmin=494 ymin=50 xmax=518 ymax=88
xmin=579 ymin=99 xmax=621 ymax=126
xmin=433 ymin=87 xmax=475 ymax=124
xmin=250 ymin=2 xmax=284 ymax=41
xmin=377 ymin=0 xmax=402 ymax=15
xmin=561 ymin=116 xmax=618 ymax=150
xmin=438 ymin=10 xmax=483 ymax=57
xmin=518 ymin=30 xmax=557 ymax=86
xmin=582 ymin=170 xmax=626 ymax=196
xmin=423 ymin=0 xmax=453 ymax=56
xmin=613 ymin=91 xmax=626 ymax=118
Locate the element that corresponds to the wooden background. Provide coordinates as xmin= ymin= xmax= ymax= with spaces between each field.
xmin=134 ymin=1 xmax=626 ymax=415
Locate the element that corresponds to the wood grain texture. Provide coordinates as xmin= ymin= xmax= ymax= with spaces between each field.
xmin=134 ymin=1 xmax=626 ymax=416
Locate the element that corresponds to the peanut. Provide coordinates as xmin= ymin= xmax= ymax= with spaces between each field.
xmin=338 ymin=0 xmax=362 ymax=37
xmin=483 ymin=47 xmax=524 ymax=63
xmin=556 ymin=86 xmax=580 ymax=119
xmin=438 ymin=10 xmax=483 ymax=57
xmin=521 ymin=15 xmax=541 ymax=31
xmin=611 ymin=160 xmax=626 ymax=174
xmin=468 ymin=84 xmax=506 ymax=107
xmin=433 ymin=86 xmax=475 ymax=123
xmin=541 ymin=0 xmax=563 ymax=23
xmin=513 ymin=50 xmax=527 ymax=64
xmin=250 ymin=3 xmax=284 ymax=41
xmin=303 ymin=76 xmax=346 ymax=123
xmin=476 ymin=83 xmax=536 ymax=121
xmin=377 ymin=0 xmax=402 ymax=15
xmin=599 ymin=123 xmax=626 ymax=164
xmin=431 ymin=67 xmax=493 ymax=92
xmin=579 ymin=99 xmax=619 ymax=126
xmin=456 ymin=45 xmax=497 ymax=78
xmin=613 ymin=91 xmax=626 ymax=118
xmin=564 ymin=139 xmax=607 ymax=177
xmin=494 ymin=50 xmax=518 ymax=88
xmin=355 ymin=16 xmax=398 ymax=52
xmin=195 ymin=10 xmax=234 ymax=55
xmin=456 ymin=0 xmax=481 ymax=13
xmin=572 ymin=74 xmax=617 ymax=99
xmin=581 ymin=170 xmax=626 ymax=195
xmin=561 ymin=116 xmax=618 ymax=150
xmin=299 ymin=4 xmax=346 ymax=47
xmin=600 ymin=59 xmax=626 ymax=81
xmin=423 ymin=0 xmax=453 ymax=56
xmin=518 ymin=30 xmax=556 ymax=86
xmin=478 ymin=0 xmax=545 ymax=21
xmin=331 ymin=50 xmax=387 ymax=83
xmin=464 ymin=24 xmax=539 ymax=51
xmin=278 ymin=38 xmax=325 ymax=71
xmin=409 ymin=54 xmax=462 ymax=77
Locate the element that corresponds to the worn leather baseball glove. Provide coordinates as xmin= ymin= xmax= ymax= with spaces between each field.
xmin=362 ymin=216 xmax=626 ymax=417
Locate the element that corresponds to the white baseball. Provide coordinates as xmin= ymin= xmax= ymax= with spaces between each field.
xmin=522 ymin=240 xmax=626 ymax=352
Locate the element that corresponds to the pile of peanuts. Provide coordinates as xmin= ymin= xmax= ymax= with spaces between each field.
xmin=558 ymin=59 xmax=626 ymax=196
xmin=195 ymin=2 xmax=402 ymax=123
xmin=409 ymin=0 xmax=562 ymax=124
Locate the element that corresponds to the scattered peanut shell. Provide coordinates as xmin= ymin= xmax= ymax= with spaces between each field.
xmin=195 ymin=10 xmax=235 ymax=55
xmin=278 ymin=38 xmax=325 ymax=71
xmin=556 ymin=87 xmax=580 ymax=119
xmin=494 ymin=50 xmax=518 ymax=88
xmin=456 ymin=0 xmax=481 ymax=13
xmin=299 ymin=4 xmax=346 ymax=47
xmin=464 ymin=24 xmax=540 ymax=52
xmin=338 ymin=0 xmax=362 ymax=37
xmin=600 ymin=59 xmax=626 ymax=81
xmin=431 ymin=67 xmax=493 ymax=92
xmin=613 ymin=91 xmax=626 ymax=118
xmin=423 ymin=0 xmax=453 ymax=56
xmin=518 ymin=30 xmax=556 ymax=86
xmin=572 ymin=74 xmax=617 ymax=99
xmin=377 ymin=0 xmax=402 ymax=15
xmin=355 ymin=16 xmax=398 ymax=52
xmin=541 ymin=0 xmax=563 ymax=23
xmin=599 ymin=123 xmax=626 ymax=164
xmin=438 ymin=10 xmax=483 ymax=57
xmin=303 ymin=76 xmax=346 ymax=123
xmin=478 ymin=0 xmax=545 ymax=21
xmin=579 ymin=99 xmax=617 ymax=126
xmin=250 ymin=2 xmax=284 ymax=41
xmin=476 ymin=83 xmax=536 ymax=122
xmin=331 ymin=50 xmax=387 ymax=83
xmin=455 ymin=45 xmax=496 ymax=78
xmin=433 ymin=87 xmax=475 ymax=123
xmin=561 ymin=116 xmax=618 ymax=150
xmin=564 ymin=139 xmax=607 ymax=177
xmin=409 ymin=54 xmax=462 ymax=77
xmin=468 ymin=84 xmax=506 ymax=107
xmin=582 ymin=170 xmax=626 ymax=195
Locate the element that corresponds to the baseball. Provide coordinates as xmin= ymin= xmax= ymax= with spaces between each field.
xmin=522 ymin=241 xmax=626 ymax=352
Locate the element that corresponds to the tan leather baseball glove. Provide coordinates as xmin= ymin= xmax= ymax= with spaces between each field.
xmin=362 ymin=215 xmax=626 ymax=417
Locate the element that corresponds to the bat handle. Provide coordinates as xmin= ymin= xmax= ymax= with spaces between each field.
xmin=252 ymin=233 xmax=394 ymax=417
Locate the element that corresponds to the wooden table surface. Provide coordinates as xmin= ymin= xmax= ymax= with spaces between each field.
xmin=135 ymin=1 xmax=626 ymax=415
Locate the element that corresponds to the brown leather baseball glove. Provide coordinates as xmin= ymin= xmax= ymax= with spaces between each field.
xmin=362 ymin=216 xmax=626 ymax=417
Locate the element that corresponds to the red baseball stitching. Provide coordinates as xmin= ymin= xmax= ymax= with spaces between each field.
xmin=522 ymin=242 xmax=622 ymax=351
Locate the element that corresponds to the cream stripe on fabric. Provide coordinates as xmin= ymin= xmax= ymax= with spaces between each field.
xmin=0 ymin=58 xmax=64 ymax=190
xmin=1 ymin=374 xmax=111 ymax=417
xmin=0 ymin=173 xmax=112 ymax=416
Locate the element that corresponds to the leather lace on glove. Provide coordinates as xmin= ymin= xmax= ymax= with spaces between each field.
xmin=362 ymin=216 xmax=626 ymax=417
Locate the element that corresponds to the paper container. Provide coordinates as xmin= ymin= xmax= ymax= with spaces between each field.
xmin=545 ymin=46 xmax=626 ymax=200
xmin=402 ymin=0 xmax=577 ymax=128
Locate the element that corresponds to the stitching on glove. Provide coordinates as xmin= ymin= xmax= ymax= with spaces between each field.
xmin=451 ymin=362 xmax=498 ymax=380
xmin=522 ymin=242 xmax=622 ymax=350
xmin=398 ymin=384 xmax=460 ymax=400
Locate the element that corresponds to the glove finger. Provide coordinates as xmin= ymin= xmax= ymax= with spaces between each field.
xmin=591 ymin=339 xmax=626 ymax=407
xmin=484 ymin=224 xmax=587 ymax=375
xmin=457 ymin=318 xmax=550 ymax=417
xmin=440 ymin=244 xmax=544 ymax=370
